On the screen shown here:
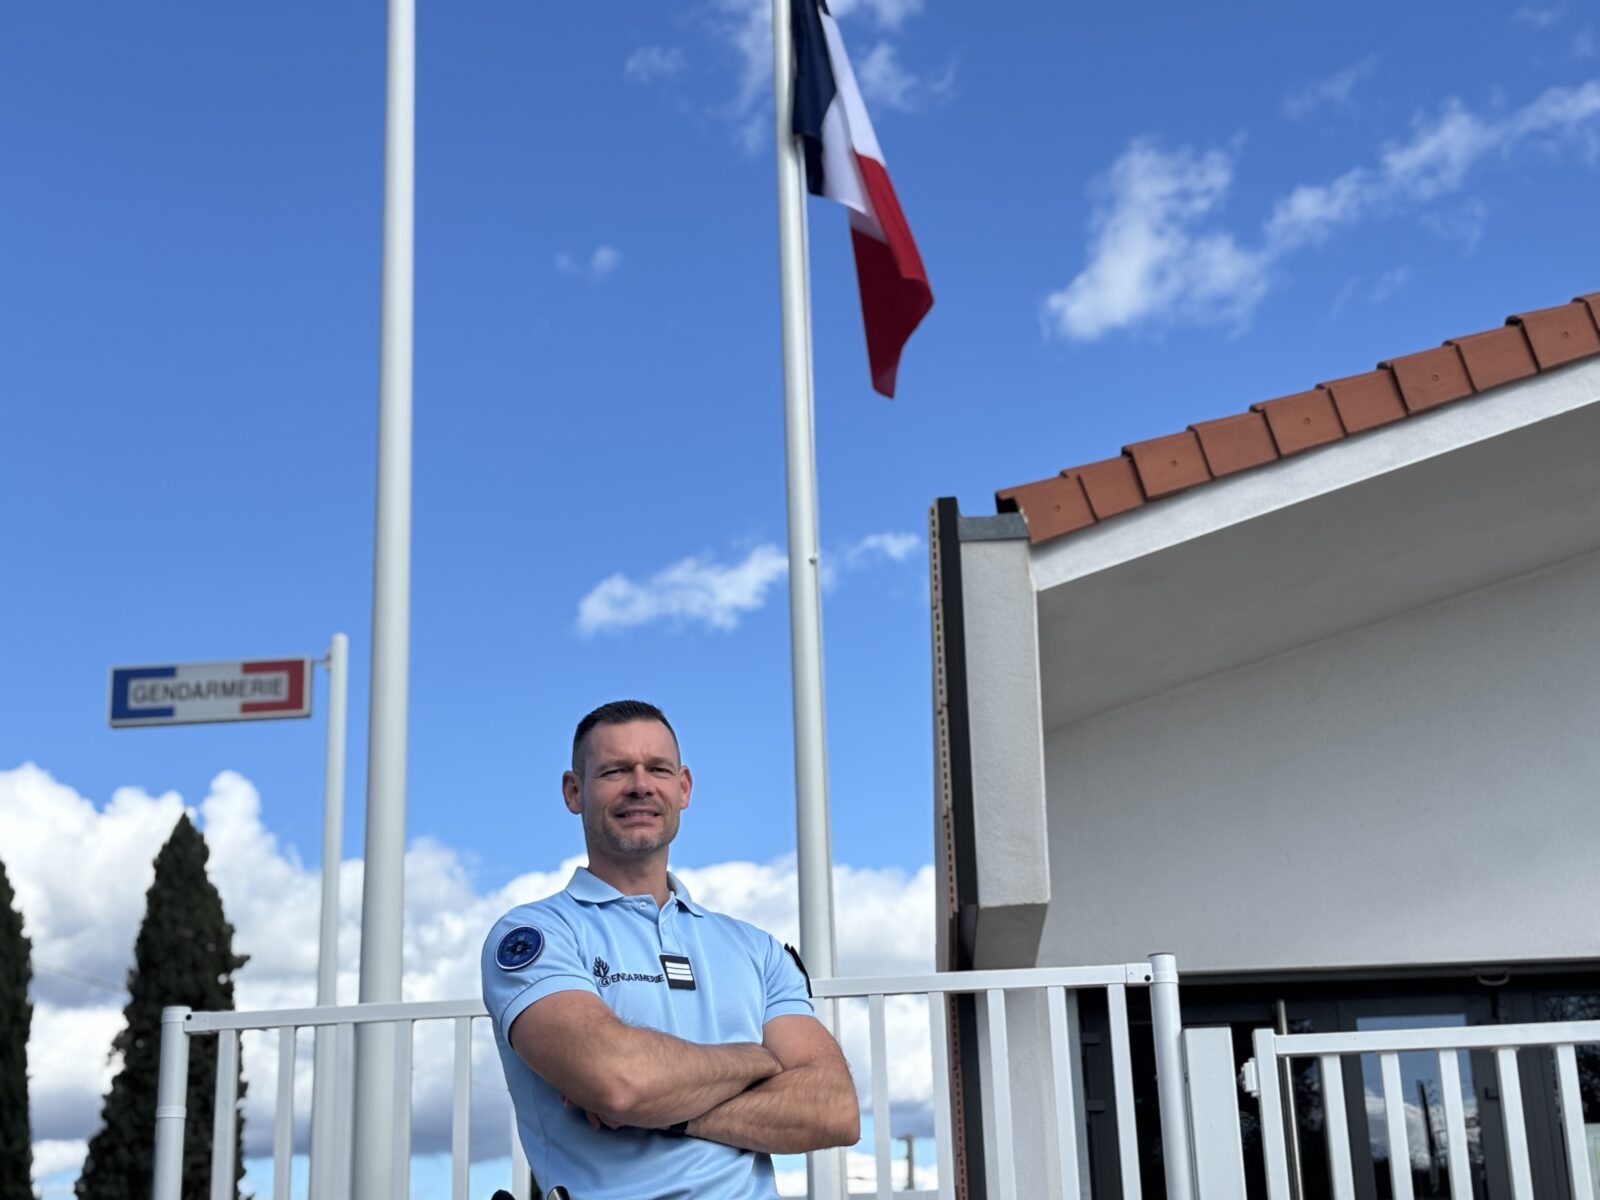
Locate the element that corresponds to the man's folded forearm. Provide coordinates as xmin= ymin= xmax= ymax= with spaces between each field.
xmin=684 ymin=1063 xmax=860 ymax=1155
xmin=601 ymin=1031 xmax=781 ymax=1127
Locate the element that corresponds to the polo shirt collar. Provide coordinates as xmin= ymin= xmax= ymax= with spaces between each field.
xmin=667 ymin=872 xmax=706 ymax=917
xmin=564 ymin=866 xmax=705 ymax=916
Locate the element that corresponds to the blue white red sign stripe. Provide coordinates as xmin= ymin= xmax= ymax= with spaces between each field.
xmin=109 ymin=658 xmax=312 ymax=727
xmin=791 ymin=0 xmax=933 ymax=398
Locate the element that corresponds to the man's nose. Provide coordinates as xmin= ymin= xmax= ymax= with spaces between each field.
xmin=624 ymin=765 xmax=655 ymax=792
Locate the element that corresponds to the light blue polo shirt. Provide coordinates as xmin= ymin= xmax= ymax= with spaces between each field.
xmin=481 ymin=868 xmax=815 ymax=1200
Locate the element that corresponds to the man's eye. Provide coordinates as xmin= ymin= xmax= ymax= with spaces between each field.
xmin=651 ymin=766 xmax=674 ymax=776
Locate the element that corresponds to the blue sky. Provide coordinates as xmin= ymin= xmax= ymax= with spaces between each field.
xmin=4 ymin=1 xmax=1600 ymax=1187
xmin=6 ymin=0 xmax=1594 ymax=881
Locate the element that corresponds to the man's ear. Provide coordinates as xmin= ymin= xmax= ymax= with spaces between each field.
xmin=677 ymin=764 xmax=693 ymax=811
xmin=562 ymin=770 xmax=582 ymax=815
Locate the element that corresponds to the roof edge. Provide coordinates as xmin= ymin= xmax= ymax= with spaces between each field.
xmin=1029 ymin=354 xmax=1600 ymax=593
xmin=1000 ymin=290 xmax=1600 ymax=548
xmin=958 ymin=512 xmax=1028 ymax=542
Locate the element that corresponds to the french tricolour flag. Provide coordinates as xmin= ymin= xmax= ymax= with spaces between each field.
xmin=792 ymin=0 xmax=933 ymax=398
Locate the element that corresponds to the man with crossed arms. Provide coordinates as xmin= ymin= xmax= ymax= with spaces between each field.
xmin=482 ymin=700 xmax=859 ymax=1199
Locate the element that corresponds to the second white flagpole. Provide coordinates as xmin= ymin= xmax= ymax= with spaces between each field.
xmin=352 ymin=0 xmax=415 ymax=1196
xmin=770 ymin=2 xmax=847 ymax=1197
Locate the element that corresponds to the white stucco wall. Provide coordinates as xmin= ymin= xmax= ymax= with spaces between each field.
xmin=1039 ymin=546 xmax=1600 ymax=975
xmin=959 ymin=530 xmax=1052 ymax=967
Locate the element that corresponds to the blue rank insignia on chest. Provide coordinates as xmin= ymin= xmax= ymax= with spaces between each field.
xmin=660 ymin=954 xmax=696 ymax=990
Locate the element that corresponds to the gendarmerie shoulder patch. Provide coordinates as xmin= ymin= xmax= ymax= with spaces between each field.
xmin=784 ymin=943 xmax=813 ymax=997
xmin=495 ymin=925 xmax=545 ymax=971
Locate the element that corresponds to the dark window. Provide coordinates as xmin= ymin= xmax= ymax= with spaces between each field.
xmin=1106 ymin=971 xmax=1600 ymax=1200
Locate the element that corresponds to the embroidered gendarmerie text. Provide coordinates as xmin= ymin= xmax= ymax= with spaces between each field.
xmin=593 ymin=956 xmax=665 ymax=989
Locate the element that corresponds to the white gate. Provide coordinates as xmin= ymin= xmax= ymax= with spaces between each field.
xmin=1194 ymin=1019 xmax=1600 ymax=1200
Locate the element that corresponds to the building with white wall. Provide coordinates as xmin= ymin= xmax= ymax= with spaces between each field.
xmin=930 ymin=292 xmax=1600 ymax=1199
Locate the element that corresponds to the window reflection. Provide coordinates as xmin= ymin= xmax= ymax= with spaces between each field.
xmin=1355 ymin=1014 xmax=1486 ymax=1200
xmin=1543 ymin=995 xmax=1600 ymax=1198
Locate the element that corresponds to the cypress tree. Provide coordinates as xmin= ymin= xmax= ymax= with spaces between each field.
xmin=77 ymin=815 xmax=248 ymax=1200
xmin=0 ymin=855 xmax=32 ymax=1200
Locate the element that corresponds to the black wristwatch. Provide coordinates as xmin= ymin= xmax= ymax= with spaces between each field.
xmin=661 ymin=1120 xmax=690 ymax=1137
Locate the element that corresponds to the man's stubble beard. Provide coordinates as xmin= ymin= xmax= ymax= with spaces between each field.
xmin=586 ymin=806 xmax=681 ymax=858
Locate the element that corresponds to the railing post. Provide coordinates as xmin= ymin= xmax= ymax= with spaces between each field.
xmin=152 ymin=1006 xmax=192 ymax=1200
xmin=1149 ymin=953 xmax=1196 ymax=1200
xmin=1183 ymin=1026 xmax=1248 ymax=1198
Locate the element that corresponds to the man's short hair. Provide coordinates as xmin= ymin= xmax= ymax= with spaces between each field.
xmin=571 ymin=700 xmax=680 ymax=774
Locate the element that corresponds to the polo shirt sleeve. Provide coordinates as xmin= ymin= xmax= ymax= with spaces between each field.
xmin=761 ymin=934 xmax=816 ymax=1023
xmin=481 ymin=909 xmax=597 ymax=1045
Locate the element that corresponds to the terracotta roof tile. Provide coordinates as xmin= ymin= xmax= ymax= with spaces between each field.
xmin=995 ymin=474 xmax=1095 ymax=543
xmin=996 ymin=287 xmax=1598 ymax=547
xmin=1510 ymin=301 xmax=1600 ymax=370
xmin=1447 ymin=326 xmax=1537 ymax=391
xmin=1124 ymin=431 xmax=1211 ymax=498
xmin=1381 ymin=345 xmax=1474 ymax=413
xmin=1320 ymin=370 xmax=1406 ymax=434
xmin=1191 ymin=411 xmax=1279 ymax=478
xmin=1578 ymin=292 xmax=1600 ymax=330
xmin=1253 ymin=389 xmax=1345 ymax=456
xmin=1072 ymin=457 xmax=1145 ymax=520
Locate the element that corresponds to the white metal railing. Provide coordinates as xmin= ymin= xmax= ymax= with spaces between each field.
xmin=1234 ymin=1019 xmax=1600 ymax=1200
xmin=152 ymin=998 xmax=532 ymax=1200
xmin=152 ymin=956 xmax=1194 ymax=1200
xmin=813 ymin=954 xmax=1193 ymax=1200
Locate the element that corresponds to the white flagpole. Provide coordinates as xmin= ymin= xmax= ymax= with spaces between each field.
xmin=310 ymin=632 xmax=348 ymax=1199
xmin=352 ymin=0 xmax=415 ymax=1196
xmin=770 ymin=3 xmax=846 ymax=1197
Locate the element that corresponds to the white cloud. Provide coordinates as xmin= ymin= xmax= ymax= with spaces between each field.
xmin=849 ymin=531 xmax=920 ymax=564
xmin=1283 ymin=55 xmax=1379 ymax=119
xmin=577 ymin=543 xmax=789 ymax=634
xmin=852 ymin=41 xmax=956 ymax=114
xmin=624 ymin=45 xmax=686 ymax=84
xmin=1514 ymin=3 xmax=1566 ymax=28
xmin=1042 ymin=140 xmax=1270 ymax=341
xmin=555 ymin=245 xmax=622 ymax=283
xmin=1369 ymin=265 xmax=1412 ymax=303
xmin=577 ymin=533 xmax=921 ymax=634
xmin=5 ymin=765 xmax=937 ymax=1185
xmin=833 ymin=0 xmax=927 ymax=29
xmin=1265 ymin=83 xmax=1600 ymax=251
xmin=855 ymin=41 xmax=917 ymax=111
xmin=1419 ymin=197 xmax=1488 ymax=252
xmin=1262 ymin=167 xmax=1368 ymax=249
xmin=1046 ymin=79 xmax=1600 ymax=341
xmin=1362 ymin=1085 xmax=1482 ymax=1172
xmin=706 ymin=0 xmax=773 ymax=152
xmin=1327 ymin=275 xmax=1361 ymax=319
xmin=820 ymin=530 xmax=923 ymax=590
xmin=589 ymin=245 xmax=621 ymax=279
xmin=1330 ymin=266 xmax=1414 ymax=319
xmin=32 ymin=1140 xmax=87 ymax=1199
xmin=1377 ymin=103 xmax=1495 ymax=200
xmin=708 ymin=0 xmax=937 ymax=149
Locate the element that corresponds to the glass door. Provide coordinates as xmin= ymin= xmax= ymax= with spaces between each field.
xmin=1340 ymin=1010 xmax=1502 ymax=1199
xmin=1171 ymin=976 xmax=1598 ymax=1200
xmin=1515 ymin=991 xmax=1600 ymax=1200
xmin=1328 ymin=996 xmax=1510 ymax=1200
